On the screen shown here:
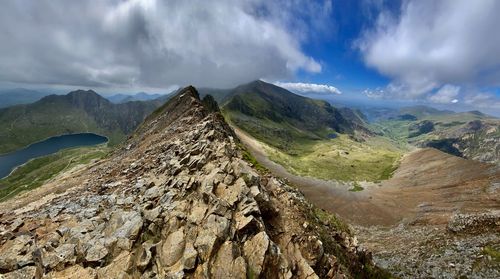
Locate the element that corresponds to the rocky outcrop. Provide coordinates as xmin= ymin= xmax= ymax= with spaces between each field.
xmin=0 ymin=86 xmax=383 ymax=278
xmin=417 ymin=119 xmax=500 ymax=164
xmin=408 ymin=120 xmax=434 ymax=138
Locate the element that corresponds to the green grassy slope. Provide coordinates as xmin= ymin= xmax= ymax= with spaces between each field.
xmin=262 ymin=134 xmax=402 ymax=182
xmin=221 ymin=81 xmax=402 ymax=182
xmin=222 ymin=81 xmax=370 ymax=151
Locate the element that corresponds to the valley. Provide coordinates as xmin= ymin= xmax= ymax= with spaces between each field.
xmin=0 ymin=83 xmax=498 ymax=278
xmin=0 ymin=90 xmax=164 ymax=154
xmin=235 ymin=120 xmax=500 ymax=278
xmin=218 ymin=81 xmax=402 ymax=182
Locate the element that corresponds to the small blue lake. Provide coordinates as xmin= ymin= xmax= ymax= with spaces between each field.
xmin=0 ymin=133 xmax=108 ymax=179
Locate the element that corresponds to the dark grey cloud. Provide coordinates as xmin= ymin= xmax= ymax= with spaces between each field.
xmin=0 ymin=0 xmax=330 ymax=89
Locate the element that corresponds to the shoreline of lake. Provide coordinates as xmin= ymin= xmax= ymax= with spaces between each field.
xmin=0 ymin=133 xmax=108 ymax=179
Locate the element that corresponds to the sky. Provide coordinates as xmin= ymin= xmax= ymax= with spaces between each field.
xmin=0 ymin=0 xmax=499 ymax=115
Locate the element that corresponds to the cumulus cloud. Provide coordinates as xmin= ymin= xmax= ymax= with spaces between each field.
xmin=275 ymin=82 xmax=341 ymax=95
xmin=463 ymin=92 xmax=500 ymax=110
xmin=357 ymin=0 xmax=500 ymax=107
xmin=0 ymin=0 xmax=329 ymax=89
xmin=362 ymin=88 xmax=384 ymax=99
xmin=428 ymin=85 xmax=460 ymax=104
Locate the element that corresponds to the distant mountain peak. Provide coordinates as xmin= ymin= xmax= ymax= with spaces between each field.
xmin=67 ymin=89 xmax=100 ymax=96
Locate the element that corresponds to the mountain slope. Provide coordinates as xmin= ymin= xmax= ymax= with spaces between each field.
xmin=370 ymin=106 xmax=500 ymax=164
xmin=221 ymin=80 xmax=370 ymax=151
xmin=420 ymin=119 xmax=500 ymax=163
xmin=217 ymin=81 xmax=401 ymax=182
xmin=0 ymin=90 xmax=162 ymax=153
xmin=0 ymin=86 xmax=386 ymax=278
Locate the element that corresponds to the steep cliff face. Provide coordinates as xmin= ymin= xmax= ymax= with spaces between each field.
xmin=0 ymin=87 xmax=382 ymax=278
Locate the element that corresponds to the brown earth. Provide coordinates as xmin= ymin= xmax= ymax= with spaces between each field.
xmin=235 ymin=127 xmax=500 ymax=227
xmin=235 ymin=126 xmax=500 ymax=278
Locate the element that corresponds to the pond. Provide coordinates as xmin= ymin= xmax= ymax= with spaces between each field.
xmin=0 ymin=133 xmax=108 ymax=179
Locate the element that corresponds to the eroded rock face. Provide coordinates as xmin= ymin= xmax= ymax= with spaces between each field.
xmin=0 ymin=87 xmax=379 ymax=278
xmin=417 ymin=119 xmax=500 ymax=164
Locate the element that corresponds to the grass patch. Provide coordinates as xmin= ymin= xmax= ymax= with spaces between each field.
xmin=379 ymin=163 xmax=399 ymax=180
xmin=483 ymin=245 xmax=500 ymax=262
xmin=314 ymin=207 xmax=352 ymax=236
xmin=264 ymin=134 xmax=402 ymax=182
xmin=238 ymin=143 xmax=267 ymax=173
xmin=0 ymin=145 xmax=109 ymax=202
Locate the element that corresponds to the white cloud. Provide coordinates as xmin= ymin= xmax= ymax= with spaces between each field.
xmin=428 ymin=84 xmax=460 ymax=104
xmin=463 ymin=92 xmax=500 ymax=110
xmin=0 ymin=0 xmax=329 ymax=89
xmin=363 ymin=88 xmax=384 ymax=99
xmin=357 ymin=0 xmax=500 ymax=108
xmin=275 ymin=82 xmax=341 ymax=95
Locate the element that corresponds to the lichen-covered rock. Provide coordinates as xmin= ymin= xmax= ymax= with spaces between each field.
xmin=0 ymin=234 xmax=34 ymax=271
xmin=1 ymin=266 xmax=37 ymax=279
xmin=160 ymin=228 xmax=186 ymax=267
xmin=85 ymin=243 xmax=108 ymax=262
xmin=243 ymin=231 xmax=270 ymax=277
xmin=211 ymin=241 xmax=246 ymax=279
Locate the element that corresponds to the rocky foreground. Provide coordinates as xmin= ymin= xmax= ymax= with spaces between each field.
xmin=0 ymin=87 xmax=386 ymax=278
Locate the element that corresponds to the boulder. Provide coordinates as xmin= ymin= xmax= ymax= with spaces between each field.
xmin=47 ymin=264 xmax=97 ymax=279
xmin=0 ymin=234 xmax=34 ymax=271
xmin=1 ymin=266 xmax=37 ymax=279
xmin=243 ymin=231 xmax=270 ymax=277
xmin=182 ymin=242 xmax=198 ymax=271
xmin=211 ymin=241 xmax=246 ymax=279
xmin=160 ymin=228 xmax=186 ymax=267
xmin=85 ymin=243 xmax=108 ymax=262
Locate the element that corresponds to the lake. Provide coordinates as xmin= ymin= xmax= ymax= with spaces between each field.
xmin=0 ymin=133 xmax=108 ymax=179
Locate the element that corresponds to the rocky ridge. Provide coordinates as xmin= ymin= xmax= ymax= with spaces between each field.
xmin=417 ymin=119 xmax=500 ymax=164
xmin=0 ymin=87 xmax=383 ymax=278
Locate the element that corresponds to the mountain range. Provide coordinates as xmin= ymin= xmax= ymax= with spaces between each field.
xmin=0 ymin=88 xmax=53 ymax=108
xmin=368 ymin=105 xmax=500 ymax=164
xmin=0 ymin=81 xmax=372 ymax=157
xmin=0 ymin=90 xmax=162 ymax=154
xmin=0 ymin=84 xmax=498 ymax=278
xmin=106 ymin=92 xmax=167 ymax=104
xmin=0 ymin=87 xmax=387 ymax=278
